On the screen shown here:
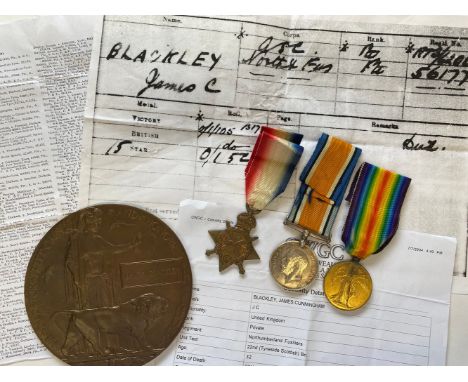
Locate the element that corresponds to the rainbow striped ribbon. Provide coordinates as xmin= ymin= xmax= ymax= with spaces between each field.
xmin=286 ymin=133 xmax=361 ymax=240
xmin=342 ymin=162 xmax=411 ymax=259
xmin=245 ymin=126 xmax=304 ymax=211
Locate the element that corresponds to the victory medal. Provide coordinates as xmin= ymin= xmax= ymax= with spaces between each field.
xmin=206 ymin=126 xmax=304 ymax=274
xmin=271 ymin=133 xmax=362 ymax=290
xmin=324 ymin=162 xmax=412 ymax=311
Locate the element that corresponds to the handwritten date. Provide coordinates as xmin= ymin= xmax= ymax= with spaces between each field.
xmin=199 ymin=140 xmax=250 ymax=167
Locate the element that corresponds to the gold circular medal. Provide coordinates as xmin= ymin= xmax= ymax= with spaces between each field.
xmin=270 ymin=240 xmax=318 ymax=290
xmin=323 ymin=260 xmax=372 ymax=311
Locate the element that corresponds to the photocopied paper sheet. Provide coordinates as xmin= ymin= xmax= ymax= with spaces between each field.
xmin=0 ymin=16 xmax=97 ymax=364
xmin=149 ymin=200 xmax=456 ymax=366
xmin=79 ymin=15 xmax=468 ymax=279
xmin=0 ymin=14 xmax=466 ymax=366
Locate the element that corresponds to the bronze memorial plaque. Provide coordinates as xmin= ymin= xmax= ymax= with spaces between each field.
xmin=24 ymin=204 xmax=192 ymax=366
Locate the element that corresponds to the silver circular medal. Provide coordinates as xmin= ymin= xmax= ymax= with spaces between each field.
xmin=269 ymin=239 xmax=318 ymax=290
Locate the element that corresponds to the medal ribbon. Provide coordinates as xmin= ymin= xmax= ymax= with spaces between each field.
xmin=286 ymin=133 xmax=361 ymax=240
xmin=342 ymin=162 xmax=411 ymax=259
xmin=245 ymin=126 xmax=304 ymax=211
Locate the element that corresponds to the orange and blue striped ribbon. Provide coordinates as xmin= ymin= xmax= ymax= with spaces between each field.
xmin=245 ymin=126 xmax=304 ymax=211
xmin=342 ymin=162 xmax=411 ymax=259
xmin=286 ymin=134 xmax=361 ymax=240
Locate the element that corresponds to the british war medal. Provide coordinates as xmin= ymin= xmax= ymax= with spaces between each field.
xmin=271 ymin=133 xmax=361 ymax=290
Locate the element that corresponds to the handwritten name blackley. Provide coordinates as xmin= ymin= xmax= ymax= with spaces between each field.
xmin=106 ymin=42 xmax=223 ymax=97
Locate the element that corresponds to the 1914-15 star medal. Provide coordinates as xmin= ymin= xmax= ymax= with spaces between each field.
xmin=204 ymin=126 xmax=304 ymax=276
xmin=206 ymin=210 xmax=259 ymax=274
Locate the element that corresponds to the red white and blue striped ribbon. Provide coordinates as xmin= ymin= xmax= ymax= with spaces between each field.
xmin=245 ymin=126 xmax=304 ymax=211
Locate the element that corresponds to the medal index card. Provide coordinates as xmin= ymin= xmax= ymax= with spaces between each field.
xmin=80 ymin=16 xmax=468 ymax=276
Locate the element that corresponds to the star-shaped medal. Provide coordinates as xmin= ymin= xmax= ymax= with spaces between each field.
xmin=206 ymin=211 xmax=259 ymax=274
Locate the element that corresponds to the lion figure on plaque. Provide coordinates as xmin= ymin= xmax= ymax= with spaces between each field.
xmin=54 ymin=293 xmax=169 ymax=357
